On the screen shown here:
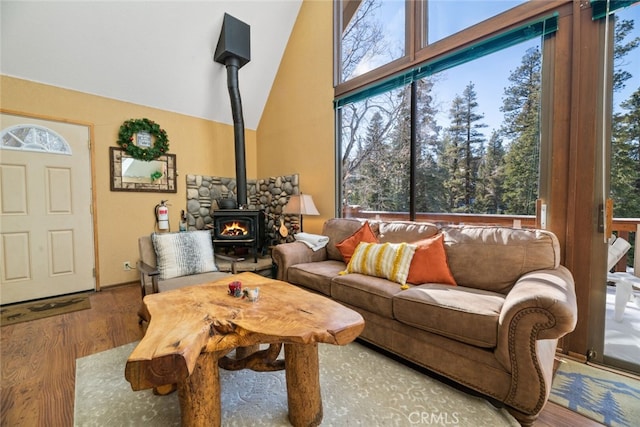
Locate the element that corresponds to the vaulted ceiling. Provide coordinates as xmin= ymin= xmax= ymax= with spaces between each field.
xmin=0 ymin=1 xmax=303 ymax=130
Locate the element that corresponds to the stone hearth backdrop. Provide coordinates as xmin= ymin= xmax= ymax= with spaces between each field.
xmin=186 ymin=173 xmax=299 ymax=246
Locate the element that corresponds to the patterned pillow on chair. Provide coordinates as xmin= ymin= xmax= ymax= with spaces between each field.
xmin=152 ymin=231 xmax=218 ymax=280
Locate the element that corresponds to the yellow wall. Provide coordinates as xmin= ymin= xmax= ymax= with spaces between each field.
xmin=1 ymin=75 xmax=257 ymax=287
xmin=0 ymin=0 xmax=333 ymax=287
xmin=257 ymin=0 xmax=334 ymax=235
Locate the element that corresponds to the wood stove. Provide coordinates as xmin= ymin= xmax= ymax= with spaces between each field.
xmin=212 ymin=16 xmax=264 ymax=262
xmin=212 ymin=209 xmax=265 ymax=262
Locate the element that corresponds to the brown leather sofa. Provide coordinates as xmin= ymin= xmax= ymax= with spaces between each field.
xmin=272 ymin=218 xmax=578 ymax=426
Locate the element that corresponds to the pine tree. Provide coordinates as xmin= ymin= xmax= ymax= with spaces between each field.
xmin=414 ymin=77 xmax=446 ymax=213
xmin=442 ymin=96 xmax=465 ymax=211
xmin=612 ymin=19 xmax=640 ymax=93
xmin=501 ymin=47 xmax=542 ymax=215
xmin=461 ymin=83 xmax=487 ymax=212
xmin=358 ymin=111 xmax=391 ymax=210
xmin=387 ymin=87 xmax=412 ymax=212
xmin=442 ymin=83 xmax=487 ymax=213
xmin=476 ymin=131 xmax=506 ymax=213
xmin=611 ymin=18 xmax=640 ymax=220
xmin=611 ymin=88 xmax=640 ymax=218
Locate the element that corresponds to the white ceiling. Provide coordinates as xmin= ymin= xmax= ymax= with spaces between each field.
xmin=0 ymin=1 xmax=303 ymax=130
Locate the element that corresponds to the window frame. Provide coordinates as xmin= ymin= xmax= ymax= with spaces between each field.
xmin=334 ymin=0 xmax=566 ymax=219
xmin=334 ymin=0 xmax=567 ymax=100
xmin=334 ymin=0 xmax=415 ymax=90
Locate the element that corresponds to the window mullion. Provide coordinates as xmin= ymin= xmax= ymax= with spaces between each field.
xmin=410 ymin=81 xmax=417 ymax=221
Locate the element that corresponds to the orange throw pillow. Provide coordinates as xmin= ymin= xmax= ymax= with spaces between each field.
xmin=336 ymin=222 xmax=378 ymax=263
xmin=406 ymin=234 xmax=457 ymax=286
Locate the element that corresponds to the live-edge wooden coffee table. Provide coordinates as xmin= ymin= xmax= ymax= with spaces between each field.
xmin=125 ymin=272 xmax=364 ymax=427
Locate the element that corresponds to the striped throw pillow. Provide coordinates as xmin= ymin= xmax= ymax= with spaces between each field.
xmin=344 ymin=242 xmax=417 ymax=285
xmin=152 ymin=231 xmax=218 ymax=280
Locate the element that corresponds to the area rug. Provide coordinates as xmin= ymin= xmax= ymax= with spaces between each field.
xmin=1 ymin=292 xmax=91 ymax=326
xmin=74 ymin=341 xmax=518 ymax=426
xmin=550 ymin=358 xmax=640 ymax=427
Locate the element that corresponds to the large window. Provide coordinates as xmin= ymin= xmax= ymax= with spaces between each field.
xmin=417 ymin=40 xmax=541 ymax=215
xmin=340 ymin=86 xmax=412 ymax=218
xmin=426 ymin=0 xmax=526 ymax=44
xmin=340 ymin=0 xmax=406 ymax=83
xmin=607 ymin=2 xmax=639 ymax=277
xmin=609 ymin=5 xmax=640 ymax=220
xmin=336 ymin=0 xmax=551 ymax=219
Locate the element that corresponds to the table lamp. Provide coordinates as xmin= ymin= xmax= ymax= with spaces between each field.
xmin=283 ymin=193 xmax=319 ymax=232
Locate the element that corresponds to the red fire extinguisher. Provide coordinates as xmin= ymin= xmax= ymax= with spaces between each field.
xmin=155 ymin=200 xmax=170 ymax=232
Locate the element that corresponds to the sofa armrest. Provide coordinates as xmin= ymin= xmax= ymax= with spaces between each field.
xmin=496 ymin=266 xmax=577 ymax=368
xmin=138 ymin=260 xmax=159 ymax=276
xmin=495 ymin=265 xmax=577 ymax=413
xmin=271 ymin=242 xmax=328 ymax=282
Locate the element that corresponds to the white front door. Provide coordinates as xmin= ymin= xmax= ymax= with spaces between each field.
xmin=0 ymin=113 xmax=95 ymax=304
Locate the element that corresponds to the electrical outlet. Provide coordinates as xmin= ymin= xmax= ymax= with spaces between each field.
xmin=123 ymin=261 xmax=132 ymax=271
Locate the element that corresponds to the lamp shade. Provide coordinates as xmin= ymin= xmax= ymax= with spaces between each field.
xmin=283 ymin=194 xmax=319 ymax=215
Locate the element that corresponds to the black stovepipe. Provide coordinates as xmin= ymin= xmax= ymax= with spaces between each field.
xmin=224 ymin=56 xmax=248 ymax=207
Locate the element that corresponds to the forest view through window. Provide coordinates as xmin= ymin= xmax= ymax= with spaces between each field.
xmin=338 ymin=0 xmax=639 ymax=225
xmin=610 ymin=7 xmax=640 ymax=220
xmin=609 ymin=5 xmax=640 ymax=268
xmin=338 ymin=0 xmax=545 ymax=219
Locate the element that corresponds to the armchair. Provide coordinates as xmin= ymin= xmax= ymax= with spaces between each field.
xmin=138 ymin=232 xmax=240 ymax=297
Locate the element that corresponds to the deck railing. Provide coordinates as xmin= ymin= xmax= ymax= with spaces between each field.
xmin=343 ymin=206 xmax=639 ymax=274
xmin=611 ymin=219 xmax=639 ymax=274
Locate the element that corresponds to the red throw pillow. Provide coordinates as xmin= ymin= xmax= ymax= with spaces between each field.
xmin=406 ymin=234 xmax=457 ymax=286
xmin=336 ymin=222 xmax=378 ymax=264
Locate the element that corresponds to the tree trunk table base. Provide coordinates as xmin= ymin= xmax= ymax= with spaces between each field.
xmin=125 ymin=272 xmax=364 ymax=427
xmin=177 ymin=351 xmax=222 ymax=427
xmin=285 ymin=343 xmax=323 ymax=427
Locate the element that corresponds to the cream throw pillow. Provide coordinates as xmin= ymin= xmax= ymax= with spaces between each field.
xmin=152 ymin=231 xmax=218 ymax=280
xmin=344 ymin=242 xmax=417 ymax=285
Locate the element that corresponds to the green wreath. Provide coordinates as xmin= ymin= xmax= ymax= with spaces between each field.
xmin=117 ymin=118 xmax=169 ymax=161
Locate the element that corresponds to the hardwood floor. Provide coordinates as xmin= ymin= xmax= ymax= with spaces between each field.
xmin=1 ymin=284 xmax=143 ymax=426
xmin=1 ymin=283 xmax=601 ymax=426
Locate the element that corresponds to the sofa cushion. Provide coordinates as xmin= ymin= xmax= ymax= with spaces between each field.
xmin=344 ymin=242 xmax=416 ymax=285
xmin=335 ymin=222 xmax=378 ymax=263
xmin=377 ymin=221 xmax=439 ymax=243
xmin=406 ymin=234 xmax=457 ymax=286
xmin=152 ymin=231 xmax=218 ymax=280
xmin=288 ymin=260 xmax=346 ymax=296
xmin=393 ymin=284 xmax=504 ymax=348
xmin=331 ymin=273 xmax=404 ymax=318
xmin=443 ymin=226 xmax=560 ymax=294
xmin=323 ymin=218 xmax=380 ymax=261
